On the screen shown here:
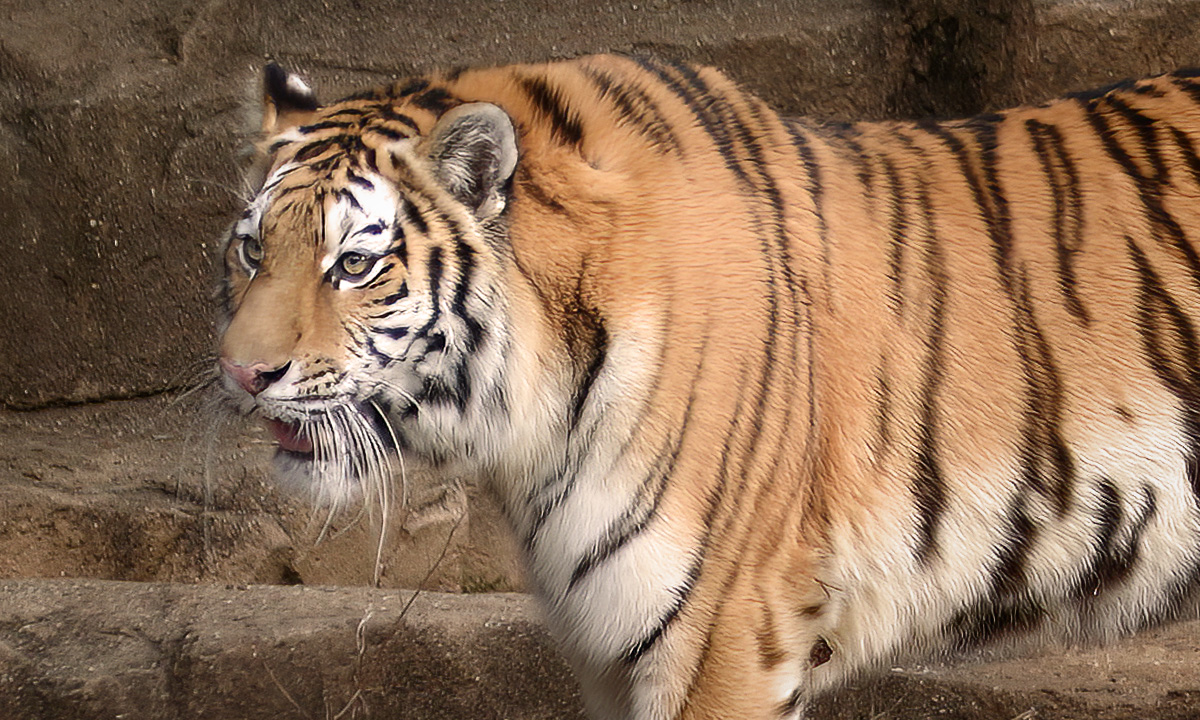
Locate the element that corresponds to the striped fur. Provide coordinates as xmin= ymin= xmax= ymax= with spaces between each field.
xmin=217 ymin=56 xmax=1200 ymax=719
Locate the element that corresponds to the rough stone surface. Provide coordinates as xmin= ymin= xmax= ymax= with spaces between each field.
xmin=4 ymin=1 xmax=1200 ymax=718
xmin=0 ymin=580 xmax=584 ymax=720
xmin=0 ymin=396 xmax=525 ymax=592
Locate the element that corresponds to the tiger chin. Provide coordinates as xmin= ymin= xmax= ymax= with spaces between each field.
xmin=216 ymin=54 xmax=1200 ymax=719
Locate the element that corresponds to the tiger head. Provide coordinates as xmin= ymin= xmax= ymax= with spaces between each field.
xmin=217 ymin=64 xmax=532 ymax=505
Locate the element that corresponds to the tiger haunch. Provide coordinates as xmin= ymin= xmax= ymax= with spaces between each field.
xmin=217 ymin=56 xmax=1200 ymax=719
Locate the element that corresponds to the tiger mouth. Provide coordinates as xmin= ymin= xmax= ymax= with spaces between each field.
xmin=265 ymin=418 xmax=314 ymax=455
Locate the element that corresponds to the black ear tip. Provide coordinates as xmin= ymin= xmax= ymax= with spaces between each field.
xmin=263 ymin=61 xmax=319 ymax=112
xmin=264 ymin=62 xmax=287 ymax=92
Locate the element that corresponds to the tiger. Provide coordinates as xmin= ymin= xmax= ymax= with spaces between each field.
xmin=216 ymin=53 xmax=1200 ymax=719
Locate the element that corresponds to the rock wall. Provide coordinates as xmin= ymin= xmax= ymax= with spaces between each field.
xmin=3 ymin=0 xmax=1200 ymax=407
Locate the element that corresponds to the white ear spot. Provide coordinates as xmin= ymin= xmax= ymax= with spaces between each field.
xmin=286 ymin=75 xmax=313 ymax=99
xmin=264 ymin=62 xmax=320 ymax=115
xmin=425 ymin=102 xmax=519 ymax=219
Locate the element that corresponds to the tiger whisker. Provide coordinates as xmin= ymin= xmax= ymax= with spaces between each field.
xmin=370 ymin=398 xmax=408 ymax=511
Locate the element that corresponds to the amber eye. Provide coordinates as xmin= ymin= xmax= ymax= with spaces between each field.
xmin=337 ymin=251 xmax=376 ymax=281
xmin=239 ymin=236 xmax=264 ymax=271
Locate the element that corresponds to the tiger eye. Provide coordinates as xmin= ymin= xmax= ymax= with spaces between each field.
xmin=241 ymin=236 xmax=264 ymax=269
xmin=340 ymin=252 xmax=371 ymax=276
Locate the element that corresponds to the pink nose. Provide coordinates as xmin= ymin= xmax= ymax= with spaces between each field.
xmin=219 ymin=358 xmax=290 ymax=396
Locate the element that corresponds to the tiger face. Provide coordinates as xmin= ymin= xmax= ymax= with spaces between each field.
xmin=219 ymin=66 xmax=521 ymax=505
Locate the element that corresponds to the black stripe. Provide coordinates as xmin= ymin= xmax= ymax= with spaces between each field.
xmin=261 ymin=163 xmax=306 ymax=191
xmin=827 ymin=122 xmax=874 ymax=192
xmin=346 ymin=169 xmax=375 ymax=191
xmin=556 ymin=311 xmax=709 ymax=599
xmin=881 ymin=155 xmax=909 ymax=314
xmin=781 ymin=687 xmax=804 ymax=715
xmin=566 ymin=438 xmax=675 ymax=591
xmin=1105 ymin=94 xmax=1170 ymax=179
xmin=335 ymin=188 xmax=362 ymax=211
xmin=299 ymin=119 xmax=354 ymax=134
xmin=420 ymin=354 xmax=472 ymax=412
xmin=402 ymin=203 xmax=429 ymax=237
xmin=939 ymin=119 xmax=1019 ymax=296
xmin=960 ymin=120 xmax=1076 ymax=517
xmin=395 ymin=79 xmax=429 ymax=97
xmin=1168 ymin=126 xmax=1200 ymax=189
xmin=1082 ymin=95 xmax=1200 ymax=296
xmin=423 ymin=331 xmax=446 ymax=357
xmin=414 ymin=246 xmax=444 ymax=339
xmin=520 ymin=313 xmax=608 ymax=551
xmin=568 ymin=322 xmax=607 ymax=432
xmin=450 ymin=240 xmax=484 ymax=353
xmin=946 ymin=596 xmax=1044 ymax=649
xmin=755 ymin=604 xmax=786 ymax=670
xmin=1070 ymin=480 xmax=1158 ymax=599
xmin=621 ymin=557 xmax=701 ymax=665
xmin=362 ymin=148 xmax=380 ymax=174
xmin=363 ymin=264 xmax=396 ymax=291
xmin=377 ymin=285 xmax=409 ymax=305
xmin=1026 ymin=118 xmax=1090 ymax=324
xmin=364 ymin=335 xmax=390 ymax=362
xmin=989 ymin=496 xmax=1037 ymax=597
xmin=366 ymin=125 xmax=408 ymax=142
xmin=421 ymin=364 xmax=470 ymax=410
xmin=1012 ymin=269 xmax=1075 ymax=516
xmin=608 ymin=324 xmax=759 ymax=670
xmin=519 ymin=75 xmax=584 ymax=147
xmin=413 ymin=87 xmax=454 ymax=113
xmin=909 ymin=167 xmax=949 ymax=565
xmin=1128 ymin=236 xmax=1200 ymax=503
xmin=785 ymin=120 xmax=831 ymax=294
xmin=582 ymin=66 xmax=680 ymax=154
xmin=1170 ymin=74 xmax=1200 ymax=109
xmin=672 ymin=68 xmax=806 ymax=541
xmin=293 ymin=134 xmax=366 ymax=162
xmin=374 ymin=104 xmax=421 ymax=132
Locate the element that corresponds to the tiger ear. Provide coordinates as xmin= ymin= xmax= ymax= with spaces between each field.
xmin=262 ymin=62 xmax=320 ymax=135
xmin=425 ymin=103 xmax=518 ymax=220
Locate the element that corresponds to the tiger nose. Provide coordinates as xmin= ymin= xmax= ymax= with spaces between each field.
xmin=219 ymin=358 xmax=292 ymax=396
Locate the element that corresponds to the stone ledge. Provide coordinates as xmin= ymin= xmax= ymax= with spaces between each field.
xmin=0 ymin=579 xmax=1196 ymax=719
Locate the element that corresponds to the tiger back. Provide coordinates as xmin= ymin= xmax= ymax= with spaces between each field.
xmin=217 ymin=55 xmax=1200 ymax=719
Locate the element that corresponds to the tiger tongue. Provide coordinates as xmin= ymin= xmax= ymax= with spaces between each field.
xmin=266 ymin=419 xmax=313 ymax=454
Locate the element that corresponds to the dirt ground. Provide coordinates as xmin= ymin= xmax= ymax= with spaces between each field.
xmin=4 ymin=0 xmax=1200 ymax=717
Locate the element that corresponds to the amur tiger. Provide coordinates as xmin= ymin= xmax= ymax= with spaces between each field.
xmin=216 ymin=54 xmax=1200 ymax=719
